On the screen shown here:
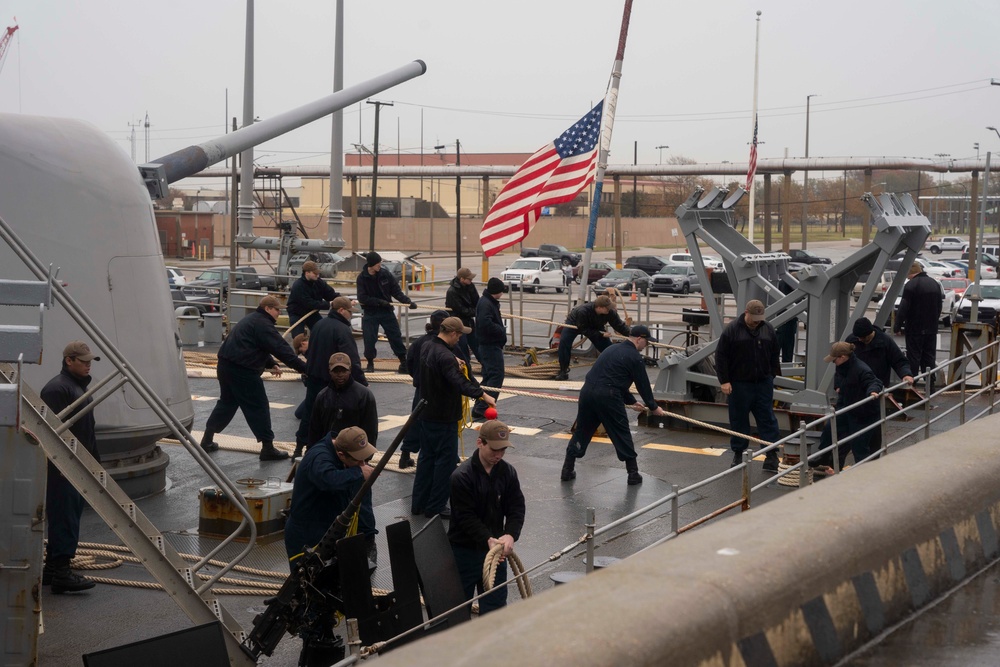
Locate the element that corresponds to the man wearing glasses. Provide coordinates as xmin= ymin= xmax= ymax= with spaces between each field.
xmin=40 ymin=340 xmax=103 ymax=594
xmin=200 ymin=295 xmax=308 ymax=460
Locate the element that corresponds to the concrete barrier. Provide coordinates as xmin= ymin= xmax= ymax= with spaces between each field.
xmin=376 ymin=414 xmax=1000 ymax=667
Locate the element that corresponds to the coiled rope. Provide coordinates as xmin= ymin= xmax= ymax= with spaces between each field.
xmin=482 ymin=544 xmax=531 ymax=600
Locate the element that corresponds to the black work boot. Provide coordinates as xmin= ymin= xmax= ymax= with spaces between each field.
xmin=398 ymin=451 xmax=414 ymax=469
xmin=397 ymin=357 xmax=408 ymax=374
xmin=200 ymin=430 xmax=219 ymax=453
xmin=730 ymin=450 xmax=743 ymax=468
xmin=625 ymin=458 xmax=642 ymax=485
xmin=763 ymin=450 xmax=780 ymax=473
xmin=365 ymin=359 xmax=375 ymax=373
xmin=259 ymin=441 xmax=289 ymax=461
xmin=50 ymin=566 xmax=96 ymax=594
xmin=292 ymin=442 xmax=305 ymax=460
xmin=554 ymin=368 xmax=569 ymax=381
xmin=560 ymin=452 xmax=577 ymax=481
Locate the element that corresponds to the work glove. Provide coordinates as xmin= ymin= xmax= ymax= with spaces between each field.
xmin=408 ymin=302 xmax=418 ymax=310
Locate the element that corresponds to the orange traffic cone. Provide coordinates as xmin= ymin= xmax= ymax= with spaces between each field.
xmin=630 ymin=281 xmax=637 ymax=301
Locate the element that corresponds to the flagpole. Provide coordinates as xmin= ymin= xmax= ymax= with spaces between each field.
xmin=747 ymin=10 xmax=761 ymax=245
xmin=576 ymin=0 xmax=633 ymax=305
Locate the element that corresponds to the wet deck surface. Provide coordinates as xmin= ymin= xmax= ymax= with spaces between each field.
xmin=844 ymin=561 xmax=1000 ymax=667
xmin=35 ymin=289 xmax=996 ymax=665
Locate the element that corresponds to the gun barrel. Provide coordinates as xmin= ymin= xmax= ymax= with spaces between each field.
xmin=146 ymin=59 xmax=427 ymax=187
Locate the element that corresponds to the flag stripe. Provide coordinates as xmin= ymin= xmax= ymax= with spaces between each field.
xmin=480 ymin=101 xmax=603 ymax=257
xmin=745 ymin=115 xmax=758 ymax=191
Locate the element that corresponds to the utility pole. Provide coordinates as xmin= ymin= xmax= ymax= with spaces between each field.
xmin=455 ymin=139 xmax=462 ymax=270
xmin=801 ymin=94 xmax=817 ymax=249
xmin=127 ymin=119 xmax=140 ymax=163
xmin=143 ymin=112 xmax=150 ymax=163
xmin=632 ymin=141 xmax=638 ymax=218
xmin=367 ymin=99 xmax=393 ymax=253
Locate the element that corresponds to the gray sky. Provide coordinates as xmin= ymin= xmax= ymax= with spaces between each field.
xmin=1 ymin=0 xmax=998 ymax=185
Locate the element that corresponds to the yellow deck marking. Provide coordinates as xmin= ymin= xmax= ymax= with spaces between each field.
xmin=191 ymin=395 xmax=293 ymax=409
xmin=377 ymin=414 xmax=541 ymax=436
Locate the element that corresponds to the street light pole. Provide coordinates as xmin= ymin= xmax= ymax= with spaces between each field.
xmin=934 ymin=153 xmax=951 ymax=231
xmin=455 ymin=139 xmax=462 ymax=270
xmin=801 ymin=94 xmax=817 ymax=249
xmin=656 ymin=144 xmax=669 ymax=164
xmin=367 ymin=99 xmax=393 ymax=253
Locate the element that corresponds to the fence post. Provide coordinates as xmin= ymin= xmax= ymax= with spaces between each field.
xmin=518 ymin=279 xmax=524 ymax=349
xmin=741 ymin=450 xmax=751 ymax=510
xmin=670 ymin=484 xmax=680 ymax=535
xmin=990 ymin=340 xmax=998 ymax=415
xmin=879 ymin=393 xmax=889 ymax=457
xmin=585 ymin=507 xmax=596 ymax=573
xmin=830 ymin=410 xmax=841 ymax=473
xmin=798 ymin=420 xmax=810 ymax=488
xmin=960 ymin=369 xmax=967 ymax=425
xmin=924 ymin=382 xmax=932 ymax=439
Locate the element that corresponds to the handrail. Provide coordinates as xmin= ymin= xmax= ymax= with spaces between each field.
xmin=0 ymin=213 xmax=258 ymax=591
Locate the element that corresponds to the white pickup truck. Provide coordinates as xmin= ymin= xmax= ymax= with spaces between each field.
xmin=926 ymin=236 xmax=969 ymax=254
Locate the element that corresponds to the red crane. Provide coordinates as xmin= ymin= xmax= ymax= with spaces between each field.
xmin=0 ymin=20 xmax=19 ymax=76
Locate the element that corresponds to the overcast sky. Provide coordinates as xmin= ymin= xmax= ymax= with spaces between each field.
xmin=1 ymin=0 xmax=998 ymax=187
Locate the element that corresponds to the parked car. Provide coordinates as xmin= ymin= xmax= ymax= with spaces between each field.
xmin=921 ymin=259 xmax=962 ymax=279
xmin=166 ymin=266 xmax=186 ymax=287
xmin=572 ymin=260 xmax=616 ymax=284
xmin=700 ymin=254 xmax=726 ymax=272
xmin=955 ymin=280 xmax=1000 ymax=323
xmin=852 ymin=271 xmax=895 ymax=302
xmin=651 ymin=265 xmax=701 ymax=295
xmin=520 ymin=243 xmax=581 ymax=267
xmin=595 ymin=268 xmax=651 ymax=294
xmin=787 ymin=249 xmax=832 ymax=265
xmin=939 ymin=276 xmax=970 ymax=298
xmin=946 ymin=260 xmax=998 ymax=279
xmin=170 ymin=287 xmax=214 ymax=315
xmin=624 ymin=255 xmax=671 ymax=275
xmin=926 ymin=236 xmax=969 ymax=254
xmin=500 ymin=258 xmax=568 ymax=293
xmin=960 ymin=251 xmax=1000 ymax=267
xmin=183 ymin=265 xmax=261 ymax=303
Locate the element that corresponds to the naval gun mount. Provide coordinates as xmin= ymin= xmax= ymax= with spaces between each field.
xmin=653 ymin=187 xmax=930 ymax=429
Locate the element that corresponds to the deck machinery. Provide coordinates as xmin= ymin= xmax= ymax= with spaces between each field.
xmin=653 ymin=187 xmax=930 ymax=423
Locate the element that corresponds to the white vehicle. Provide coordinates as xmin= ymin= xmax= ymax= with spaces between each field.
xmin=921 ymin=260 xmax=962 ymax=279
xmin=500 ymin=258 xmax=568 ymax=293
xmin=926 ymin=236 xmax=968 ymax=254
xmin=955 ymin=280 xmax=1000 ymax=323
xmin=700 ymin=254 xmax=726 ymax=272
xmin=165 ymin=266 xmax=186 ymax=286
xmin=853 ymin=270 xmax=895 ymax=302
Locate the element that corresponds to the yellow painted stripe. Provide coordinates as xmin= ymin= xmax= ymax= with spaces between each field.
xmin=377 ymin=414 xmax=541 ymax=436
xmin=191 ymin=394 xmax=293 ymax=409
xmin=642 ymin=443 xmax=729 ymax=456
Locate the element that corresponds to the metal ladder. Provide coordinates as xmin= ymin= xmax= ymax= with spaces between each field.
xmin=0 ymin=274 xmax=52 ymax=665
xmin=0 ymin=215 xmax=257 ymax=665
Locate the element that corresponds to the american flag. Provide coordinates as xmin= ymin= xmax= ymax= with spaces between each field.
xmin=480 ymin=101 xmax=603 ymax=257
xmin=745 ymin=115 xmax=758 ymax=191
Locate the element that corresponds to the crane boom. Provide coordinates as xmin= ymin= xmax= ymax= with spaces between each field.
xmin=0 ymin=21 xmax=19 ymax=76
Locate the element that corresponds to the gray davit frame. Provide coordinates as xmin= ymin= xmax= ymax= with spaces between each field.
xmin=654 ymin=187 xmax=929 ymax=413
